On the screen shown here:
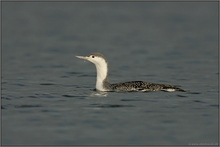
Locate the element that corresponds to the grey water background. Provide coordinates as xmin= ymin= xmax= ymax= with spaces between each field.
xmin=1 ymin=2 xmax=218 ymax=146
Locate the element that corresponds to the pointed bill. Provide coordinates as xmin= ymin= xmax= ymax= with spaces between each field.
xmin=76 ymin=55 xmax=88 ymax=60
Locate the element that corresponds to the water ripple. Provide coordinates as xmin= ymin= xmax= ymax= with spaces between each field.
xmin=193 ymin=100 xmax=207 ymax=103
xmin=29 ymin=93 xmax=55 ymax=98
xmin=89 ymin=103 xmax=135 ymax=108
xmin=209 ymin=104 xmax=219 ymax=108
xmin=62 ymin=94 xmax=76 ymax=98
xmin=176 ymin=94 xmax=188 ymax=98
xmin=62 ymin=94 xmax=87 ymax=99
xmin=15 ymin=105 xmax=42 ymax=108
xmin=39 ymin=83 xmax=56 ymax=85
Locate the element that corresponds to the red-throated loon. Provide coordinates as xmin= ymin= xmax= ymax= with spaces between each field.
xmin=76 ymin=52 xmax=185 ymax=92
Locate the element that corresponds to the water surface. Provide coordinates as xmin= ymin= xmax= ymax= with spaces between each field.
xmin=2 ymin=2 xmax=218 ymax=145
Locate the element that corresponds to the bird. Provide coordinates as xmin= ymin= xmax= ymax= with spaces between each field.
xmin=76 ymin=52 xmax=185 ymax=92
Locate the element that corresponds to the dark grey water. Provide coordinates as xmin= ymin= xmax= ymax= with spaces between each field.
xmin=2 ymin=1 xmax=218 ymax=146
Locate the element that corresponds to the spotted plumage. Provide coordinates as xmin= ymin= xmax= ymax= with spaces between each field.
xmin=108 ymin=81 xmax=185 ymax=92
xmin=76 ymin=53 xmax=185 ymax=92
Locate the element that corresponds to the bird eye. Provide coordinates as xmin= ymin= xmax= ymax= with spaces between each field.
xmin=92 ymin=55 xmax=95 ymax=58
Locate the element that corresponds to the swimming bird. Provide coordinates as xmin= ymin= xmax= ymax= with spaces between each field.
xmin=76 ymin=53 xmax=185 ymax=92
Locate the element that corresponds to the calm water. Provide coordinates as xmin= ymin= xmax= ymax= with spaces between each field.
xmin=2 ymin=2 xmax=218 ymax=145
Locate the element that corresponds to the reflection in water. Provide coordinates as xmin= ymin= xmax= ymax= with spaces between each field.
xmin=89 ymin=91 xmax=108 ymax=97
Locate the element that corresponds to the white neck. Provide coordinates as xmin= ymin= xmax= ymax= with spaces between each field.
xmin=94 ymin=60 xmax=108 ymax=91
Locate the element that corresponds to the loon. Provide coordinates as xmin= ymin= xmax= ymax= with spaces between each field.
xmin=76 ymin=52 xmax=185 ymax=92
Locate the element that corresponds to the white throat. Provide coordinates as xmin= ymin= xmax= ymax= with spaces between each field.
xmin=91 ymin=58 xmax=108 ymax=91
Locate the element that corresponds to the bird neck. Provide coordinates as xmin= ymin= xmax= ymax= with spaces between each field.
xmin=94 ymin=60 xmax=110 ymax=91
